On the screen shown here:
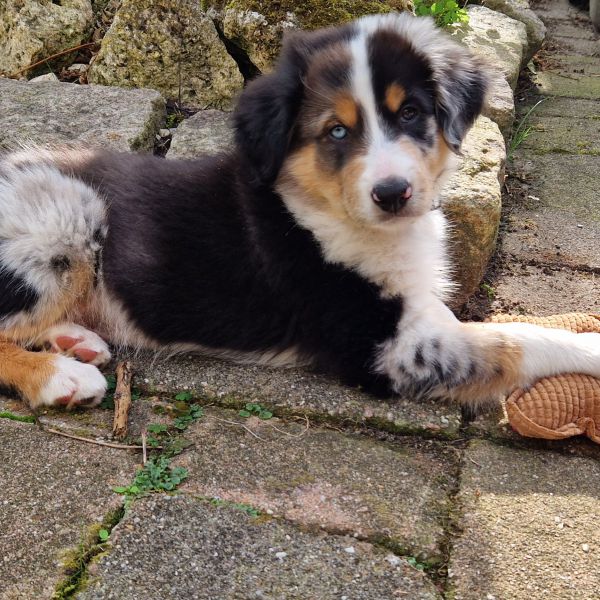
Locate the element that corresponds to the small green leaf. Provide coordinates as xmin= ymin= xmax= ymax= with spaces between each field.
xmin=98 ymin=529 xmax=109 ymax=541
xmin=175 ymin=392 xmax=193 ymax=402
xmin=147 ymin=423 xmax=167 ymax=434
xmin=239 ymin=410 xmax=251 ymax=418
xmin=113 ymin=486 xmax=128 ymax=494
xmin=259 ymin=411 xmax=273 ymax=420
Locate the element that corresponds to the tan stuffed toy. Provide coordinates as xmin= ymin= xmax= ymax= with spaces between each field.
xmin=487 ymin=313 xmax=600 ymax=444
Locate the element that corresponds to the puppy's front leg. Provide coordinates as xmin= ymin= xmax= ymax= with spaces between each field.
xmin=375 ymin=298 xmax=600 ymax=410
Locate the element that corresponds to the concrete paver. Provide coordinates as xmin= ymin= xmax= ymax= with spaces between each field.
xmin=489 ymin=264 xmax=600 ymax=315
xmin=176 ymin=408 xmax=457 ymax=562
xmin=77 ymin=495 xmax=442 ymax=600
xmin=448 ymin=441 xmax=600 ymax=599
xmin=502 ymin=153 xmax=600 ymax=268
xmin=131 ymin=352 xmax=462 ymax=437
xmin=0 ymin=419 xmax=136 ymax=599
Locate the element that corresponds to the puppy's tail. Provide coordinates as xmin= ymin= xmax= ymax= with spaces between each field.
xmin=0 ymin=160 xmax=106 ymax=340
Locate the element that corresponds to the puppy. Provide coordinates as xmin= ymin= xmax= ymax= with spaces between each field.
xmin=1 ymin=13 xmax=599 ymax=411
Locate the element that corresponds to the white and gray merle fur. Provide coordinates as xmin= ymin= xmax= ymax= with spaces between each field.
xmin=2 ymin=13 xmax=600 ymax=411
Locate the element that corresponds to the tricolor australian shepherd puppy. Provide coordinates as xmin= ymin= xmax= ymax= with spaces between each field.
xmin=1 ymin=13 xmax=599 ymax=411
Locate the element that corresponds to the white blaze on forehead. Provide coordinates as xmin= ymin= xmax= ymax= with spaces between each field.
xmin=348 ymin=22 xmax=419 ymax=189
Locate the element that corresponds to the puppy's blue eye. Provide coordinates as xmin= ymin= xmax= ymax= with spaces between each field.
xmin=329 ymin=125 xmax=348 ymax=140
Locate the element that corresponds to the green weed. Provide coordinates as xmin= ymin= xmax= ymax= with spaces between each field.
xmin=0 ymin=410 xmax=36 ymax=423
xmin=211 ymin=498 xmax=261 ymax=518
xmin=480 ymin=282 xmax=496 ymax=300
xmin=508 ymin=99 xmax=546 ymax=160
xmin=113 ymin=455 xmax=188 ymax=506
xmin=414 ymin=0 xmax=469 ymax=26
xmin=239 ymin=402 xmax=273 ymax=420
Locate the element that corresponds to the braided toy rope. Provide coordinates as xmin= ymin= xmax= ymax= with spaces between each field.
xmin=487 ymin=313 xmax=600 ymax=444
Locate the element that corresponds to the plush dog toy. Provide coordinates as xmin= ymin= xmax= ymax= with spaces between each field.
xmin=488 ymin=313 xmax=600 ymax=444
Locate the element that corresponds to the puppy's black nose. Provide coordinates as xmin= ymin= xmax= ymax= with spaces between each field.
xmin=371 ymin=178 xmax=413 ymax=214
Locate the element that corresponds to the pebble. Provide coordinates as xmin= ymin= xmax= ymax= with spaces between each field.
xmin=29 ymin=73 xmax=59 ymax=83
xmin=344 ymin=546 xmax=355 ymax=554
xmin=275 ymin=551 xmax=287 ymax=560
xmin=582 ymin=544 xmax=590 ymax=553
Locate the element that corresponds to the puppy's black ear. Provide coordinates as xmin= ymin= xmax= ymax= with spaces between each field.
xmin=431 ymin=45 xmax=489 ymax=153
xmin=233 ymin=33 xmax=308 ymax=188
xmin=234 ymin=25 xmax=352 ymax=187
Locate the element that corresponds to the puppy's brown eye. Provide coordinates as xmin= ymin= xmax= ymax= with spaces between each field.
xmin=400 ymin=106 xmax=419 ymax=122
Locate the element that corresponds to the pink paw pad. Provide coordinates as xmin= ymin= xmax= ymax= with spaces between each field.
xmin=56 ymin=336 xmax=82 ymax=351
xmin=74 ymin=348 xmax=99 ymax=363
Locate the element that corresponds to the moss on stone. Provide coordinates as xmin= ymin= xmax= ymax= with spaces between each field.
xmin=209 ymin=0 xmax=412 ymax=30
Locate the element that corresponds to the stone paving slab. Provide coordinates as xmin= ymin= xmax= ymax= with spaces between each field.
xmin=488 ymin=263 xmax=600 ymax=316
xmin=533 ymin=71 xmax=600 ymax=99
xmin=167 ymin=109 xmax=233 ymax=158
xmin=0 ymin=419 xmax=136 ymax=600
xmin=130 ymin=352 xmax=462 ymax=437
xmin=517 ymin=95 xmax=599 ymax=118
xmin=78 ymin=495 xmax=442 ymax=600
xmin=548 ymin=34 xmax=600 ymax=56
xmin=503 ymin=204 xmax=600 ymax=269
xmin=447 ymin=440 xmax=600 ymax=599
xmin=0 ymin=78 xmax=165 ymax=151
xmin=547 ymin=53 xmax=600 ymax=77
xmin=520 ymin=113 xmax=600 ymax=155
xmin=175 ymin=407 xmax=457 ymax=562
xmin=543 ymin=17 xmax=599 ymax=39
xmin=503 ymin=152 xmax=600 ymax=268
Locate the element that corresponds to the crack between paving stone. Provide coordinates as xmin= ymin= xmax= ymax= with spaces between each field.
xmin=512 ymin=255 xmax=600 ymax=276
xmin=438 ymin=447 xmax=465 ymax=600
xmin=52 ymin=504 xmax=126 ymax=599
xmin=180 ymin=390 xmax=462 ymax=442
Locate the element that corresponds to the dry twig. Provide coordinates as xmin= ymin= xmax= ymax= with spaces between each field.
xmin=112 ymin=360 xmax=133 ymax=440
xmin=42 ymin=426 xmax=144 ymax=450
xmin=213 ymin=417 xmax=267 ymax=441
xmin=9 ymin=42 xmax=98 ymax=77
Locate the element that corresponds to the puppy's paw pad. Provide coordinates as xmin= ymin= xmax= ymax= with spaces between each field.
xmin=37 ymin=356 xmax=107 ymax=409
xmin=38 ymin=324 xmax=111 ymax=367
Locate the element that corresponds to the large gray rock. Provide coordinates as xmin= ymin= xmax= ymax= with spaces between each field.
xmin=210 ymin=0 xmax=414 ymax=73
xmin=0 ymin=77 xmax=165 ymax=151
xmin=221 ymin=8 xmax=299 ymax=73
xmin=78 ymin=495 xmax=442 ymax=600
xmin=478 ymin=0 xmax=546 ymax=60
xmin=448 ymin=441 xmax=600 ymax=599
xmin=0 ymin=419 xmax=136 ymax=599
xmin=88 ymin=0 xmax=244 ymax=109
xmin=452 ymin=5 xmax=528 ymax=90
xmin=441 ymin=116 xmax=506 ymax=306
xmin=168 ymin=110 xmax=233 ymax=158
xmin=0 ymin=0 xmax=93 ymax=76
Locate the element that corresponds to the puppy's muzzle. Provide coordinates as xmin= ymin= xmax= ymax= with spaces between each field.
xmin=371 ymin=177 xmax=413 ymax=215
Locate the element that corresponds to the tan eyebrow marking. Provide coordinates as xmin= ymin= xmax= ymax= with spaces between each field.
xmin=334 ymin=94 xmax=358 ymax=128
xmin=385 ymin=83 xmax=406 ymax=113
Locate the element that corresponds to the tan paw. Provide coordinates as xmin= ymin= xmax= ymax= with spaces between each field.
xmin=36 ymin=323 xmax=111 ymax=367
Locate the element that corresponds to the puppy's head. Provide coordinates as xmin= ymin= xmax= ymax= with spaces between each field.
xmin=234 ymin=13 xmax=489 ymax=227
